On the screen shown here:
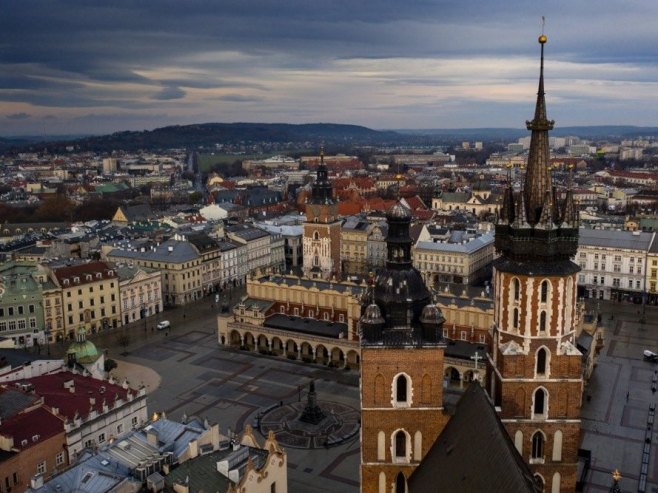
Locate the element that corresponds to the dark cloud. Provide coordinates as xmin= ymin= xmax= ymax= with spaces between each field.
xmin=215 ymin=94 xmax=264 ymax=102
xmin=6 ymin=112 xmax=30 ymax=120
xmin=1 ymin=0 xmax=658 ymax=133
xmin=152 ymin=86 xmax=186 ymax=100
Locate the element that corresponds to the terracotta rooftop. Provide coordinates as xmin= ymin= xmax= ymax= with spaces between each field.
xmin=53 ymin=261 xmax=117 ymax=287
xmin=0 ymin=406 xmax=64 ymax=451
xmin=16 ymin=373 xmax=133 ymax=422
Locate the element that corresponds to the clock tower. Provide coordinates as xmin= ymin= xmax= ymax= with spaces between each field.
xmin=303 ymin=149 xmax=342 ymax=279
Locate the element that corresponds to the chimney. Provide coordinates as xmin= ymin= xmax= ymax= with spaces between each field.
xmin=30 ymin=474 xmax=44 ymax=490
xmin=146 ymin=429 xmax=159 ymax=446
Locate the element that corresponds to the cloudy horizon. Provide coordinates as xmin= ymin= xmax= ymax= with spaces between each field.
xmin=2 ymin=1 xmax=658 ymax=136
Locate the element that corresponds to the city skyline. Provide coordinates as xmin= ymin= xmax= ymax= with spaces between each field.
xmin=2 ymin=1 xmax=658 ymax=136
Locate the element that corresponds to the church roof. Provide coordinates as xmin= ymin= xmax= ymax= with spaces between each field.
xmin=408 ymin=383 xmax=541 ymax=493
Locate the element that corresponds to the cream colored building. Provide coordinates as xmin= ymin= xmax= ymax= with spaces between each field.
xmin=341 ymin=217 xmax=370 ymax=276
xmin=647 ymin=237 xmax=658 ymax=304
xmin=106 ymin=236 xmax=205 ymax=306
xmin=412 ymin=227 xmax=495 ymax=286
xmin=52 ymin=261 xmax=121 ymax=339
xmin=116 ymin=265 xmax=163 ymax=326
xmin=218 ymin=275 xmax=364 ymax=368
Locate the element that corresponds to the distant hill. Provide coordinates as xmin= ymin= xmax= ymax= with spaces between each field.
xmin=392 ymin=125 xmax=658 ymax=140
xmin=6 ymin=123 xmax=658 ymax=154
xmin=7 ymin=123 xmax=401 ymax=153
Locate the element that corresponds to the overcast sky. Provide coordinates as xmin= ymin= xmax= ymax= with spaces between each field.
xmin=2 ymin=1 xmax=658 ymax=136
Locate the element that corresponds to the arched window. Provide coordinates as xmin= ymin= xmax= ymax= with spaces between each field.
xmin=552 ymin=430 xmax=563 ymax=461
xmin=513 ymin=278 xmax=520 ymax=301
xmin=534 ymin=473 xmax=545 ymax=490
xmin=395 ymin=472 xmax=406 ymax=493
xmin=395 ymin=374 xmax=409 ymax=404
xmin=414 ymin=430 xmax=422 ymax=460
xmin=313 ymin=256 xmax=320 ymax=267
xmin=531 ymin=432 xmax=544 ymax=460
xmin=378 ymin=472 xmax=386 ymax=493
xmin=395 ymin=430 xmax=406 ymax=458
xmin=377 ymin=431 xmax=386 ymax=460
xmin=536 ymin=348 xmax=547 ymax=376
xmin=533 ymin=388 xmax=546 ymax=416
xmin=514 ymin=430 xmax=523 ymax=455
xmin=540 ymin=280 xmax=549 ymax=303
xmin=513 ymin=308 xmax=519 ymax=329
xmin=539 ymin=311 xmax=547 ymax=333
xmin=313 ymin=231 xmax=319 ymax=240
xmin=551 ymin=472 xmax=561 ymax=493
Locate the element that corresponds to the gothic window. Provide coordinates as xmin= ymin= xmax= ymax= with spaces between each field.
xmin=552 ymin=430 xmax=563 ymax=461
xmin=377 ymin=431 xmax=386 ymax=460
xmin=531 ymin=432 xmax=545 ymax=460
xmin=539 ymin=311 xmax=547 ymax=333
xmin=513 ymin=308 xmax=519 ymax=329
xmin=395 ymin=430 xmax=407 ymax=458
xmin=374 ymin=374 xmax=385 ymax=405
xmin=540 ymin=280 xmax=548 ymax=303
xmin=536 ymin=348 xmax=548 ymax=376
xmin=513 ymin=278 xmax=520 ymax=301
xmin=414 ymin=431 xmax=422 ymax=460
xmin=533 ymin=388 xmax=547 ymax=416
xmin=395 ymin=472 xmax=406 ymax=493
xmin=313 ymin=256 xmax=319 ymax=267
xmin=313 ymin=231 xmax=319 ymax=240
xmin=395 ymin=374 xmax=409 ymax=403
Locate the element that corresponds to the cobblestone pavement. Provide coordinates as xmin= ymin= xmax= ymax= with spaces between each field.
xmin=581 ymin=300 xmax=658 ymax=492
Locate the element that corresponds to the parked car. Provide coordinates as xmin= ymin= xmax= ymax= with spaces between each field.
xmin=643 ymin=350 xmax=658 ymax=362
xmin=157 ymin=320 xmax=170 ymax=330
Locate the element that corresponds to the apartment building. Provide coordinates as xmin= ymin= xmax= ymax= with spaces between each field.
xmin=0 ymin=262 xmax=46 ymax=348
xmin=51 ymin=261 xmax=121 ymax=338
xmin=576 ymin=229 xmax=656 ymax=301
xmin=413 ymin=227 xmax=495 ymax=287
xmin=116 ymin=265 xmax=163 ymax=326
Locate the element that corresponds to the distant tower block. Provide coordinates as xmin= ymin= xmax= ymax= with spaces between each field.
xmin=102 ymin=157 xmax=118 ymax=174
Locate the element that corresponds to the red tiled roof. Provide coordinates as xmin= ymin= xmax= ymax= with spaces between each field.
xmin=17 ymin=373 xmax=132 ymax=421
xmin=53 ymin=261 xmax=117 ymax=287
xmin=0 ymin=406 xmax=64 ymax=450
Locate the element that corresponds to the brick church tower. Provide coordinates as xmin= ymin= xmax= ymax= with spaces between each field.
xmin=360 ymin=201 xmax=448 ymax=493
xmin=303 ymin=149 xmax=342 ymax=279
xmin=491 ymin=34 xmax=582 ymax=492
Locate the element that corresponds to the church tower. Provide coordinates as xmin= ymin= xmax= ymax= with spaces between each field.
xmin=359 ymin=201 xmax=447 ymax=493
xmin=303 ymin=149 xmax=342 ymax=279
xmin=491 ymin=34 xmax=582 ymax=493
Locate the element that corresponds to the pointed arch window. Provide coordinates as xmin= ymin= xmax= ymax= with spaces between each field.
xmin=395 ymin=431 xmax=406 ymax=458
xmin=395 ymin=472 xmax=406 ymax=493
xmin=396 ymin=374 xmax=408 ymax=403
xmin=513 ymin=278 xmax=520 ymax=301
xmin=513 ymin=308 xmax=519 ymax=329
xmin=533 ymin=388 xmax=547 ymax=416
xmin=313 ymin=231 xmax=319 ymax=240
xmin=536 ymin=348 xmax=547 ymax=376
xmin=531 ymin=432 xmax=545 ymax=461
xmin=540 ymin=280 xmax=549 ymax=303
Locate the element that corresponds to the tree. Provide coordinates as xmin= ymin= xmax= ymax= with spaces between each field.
xmin=104 ymin=358 xmax=118 ymax=372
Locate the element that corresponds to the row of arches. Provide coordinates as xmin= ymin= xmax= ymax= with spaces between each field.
xmin=379 ymin=471 xmax=407 ymax=493
xmin=511 ymin=278 xmax=552 ymax=304
xmin=377 ymin=429 xmax=423 ymax=463
xmin=226 ymin=330 xmax=360 ymax=369
xmin=511 ymin=386 xmax=571 ymax=419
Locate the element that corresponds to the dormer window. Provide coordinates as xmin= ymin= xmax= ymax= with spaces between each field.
xmin=63 ymin=279 xmax=70 ymax=285
xmin=86 ymin=274 xmax=92 ymax=281
xmin=96 ymin=273 xmax=102 ymax=279
xmin=73 ymin=277 xmax=80 ymax=284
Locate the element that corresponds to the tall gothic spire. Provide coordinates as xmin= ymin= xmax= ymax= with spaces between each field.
xmin=310 ymin=146 xmax=334 ymax=204
xmin=523 ymin=34 xmax=555 ymax=225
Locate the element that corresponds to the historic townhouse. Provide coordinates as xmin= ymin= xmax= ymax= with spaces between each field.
xmin=52 ymin=261 xmax=121 ymax=338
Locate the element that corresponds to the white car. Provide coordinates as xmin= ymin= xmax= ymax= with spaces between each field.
xmin=156 ymin=320 xmax=170 ymax=330
xmin=644 ymin=350 xmax=658 ymax=362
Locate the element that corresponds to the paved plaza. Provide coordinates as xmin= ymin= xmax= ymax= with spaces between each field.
xmin=581 ymin=300 xmax=658 ymax=492
xmin=111 ymin=322 xmax=361 ymax=492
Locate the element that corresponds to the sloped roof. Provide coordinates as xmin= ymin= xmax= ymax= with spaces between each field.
xmin=409 ymin=383 xmax=540 ymax=493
